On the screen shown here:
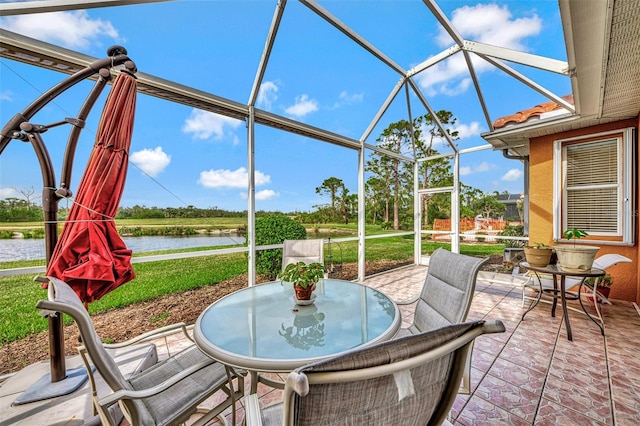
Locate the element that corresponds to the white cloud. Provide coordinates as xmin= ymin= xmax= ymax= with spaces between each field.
xmin=502 ymin=168 xmax=523 ymax=181
xmin=428 ymin=135 xmax=451 ymax=150
xmin=438 ymin=4 xmax=542 ymax=50
xmin=0 ymin=188 xmax=21 ymax=199
xmin=453 ymin=121 xmax=483 ymax=139
xmin=284 ymin=94 xmax=318 ymax=117
xmin=182 ymin=109 xmax=242 ymax=140
xmin=419 ymin=120 xmax=482 ymax=149
xmin=460 ymin=161 xmax=495 ymax=176
xmin=130 ymin=147 xmax=171 ymax=177
xmin=240 ymin=189 xmax=280 ymax=200
xmin=333 ymin=90 xmax=364 ymax=108
xmin=416 ymin=56 xmax=474 ymax=97
xmin=255 ymin=189 xmax=279 ymax=200
xmin=257 ymin=81 xmax=279 ymax=110
xmin=339 ymin=91 xmax=364 ymax=103
xmin=475 ymin=161 xmax=492 ymax=172
xmin=0 ymin=91 xmax=13 ymax=102
xmin=418 ymin=3 xmax=542 ymax=96
xmin=0 ymin=11 xmax=119 ymax=49
xmin=198 ymin=167 xmax=270 ymax=189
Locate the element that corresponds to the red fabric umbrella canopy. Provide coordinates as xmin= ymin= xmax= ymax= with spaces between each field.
xmin=46 ymin=72 xmax=137 ymax=303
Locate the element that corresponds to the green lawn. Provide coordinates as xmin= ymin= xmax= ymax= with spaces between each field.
xmin=0 ymin=253 xmax=247 ymax=345
xmin=0 ymin=226 xmax=504 ymax=345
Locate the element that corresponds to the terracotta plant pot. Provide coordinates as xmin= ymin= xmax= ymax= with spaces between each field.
xmin=523 ymin=246 xmax=553 ymax=267
xmin=294 ymin=284 xmax=315 ymax=301
xmin=588 ymin=286 xmax=611 ymax=304
xmin=554 ymin=245 xmax=600 ymax=272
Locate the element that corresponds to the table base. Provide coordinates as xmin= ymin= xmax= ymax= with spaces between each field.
xmin=522 ymin=271 xmax=604 ymax=341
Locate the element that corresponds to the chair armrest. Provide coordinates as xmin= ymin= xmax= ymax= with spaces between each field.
xmin=244 ymin=393 xmax=263 ymax=426
xmin=396 ymin=294 xmax=420 ymax=305
xmin=103 ymin=323 xmax=194 ymax=349
xmin=97 ymin=359 xmax=214 ymax=408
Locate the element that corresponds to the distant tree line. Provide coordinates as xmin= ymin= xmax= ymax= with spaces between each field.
xmin=0 ymin=198 xmax=44 ymax=222
xmin=2 ymin=111 xmax=517 ymax=227
xmin=307 ymin=111 xmax=512 ymax=229
xmin=115 ymin=205 xmax=247 ymax=219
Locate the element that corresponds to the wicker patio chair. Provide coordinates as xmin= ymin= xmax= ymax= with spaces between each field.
xmin=36 ymin=276 xmax=244 ymax=426
xmin=245 ymin=320 xmax=505 ymax=426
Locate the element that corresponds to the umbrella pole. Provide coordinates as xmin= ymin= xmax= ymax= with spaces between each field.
xmin=24 ymin=130 xmax=66 ymax=382
xmin=2 ymin=47 xmax=137 ymax=402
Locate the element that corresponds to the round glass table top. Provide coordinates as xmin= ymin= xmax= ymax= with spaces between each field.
xmin=194 ymin=279 xmax=400 ymax=372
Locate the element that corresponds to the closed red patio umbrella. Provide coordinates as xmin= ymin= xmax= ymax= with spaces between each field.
xmin=45 ymin=71 xmax=137 ymax=304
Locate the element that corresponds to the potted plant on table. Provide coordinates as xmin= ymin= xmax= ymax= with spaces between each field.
xmin=554 ymin=229 xmax=600 ymax=272
xmin=278 ymin=261 xmax=325 ymax=303
xmin=523 ymin=242 xmax=554 ymax=267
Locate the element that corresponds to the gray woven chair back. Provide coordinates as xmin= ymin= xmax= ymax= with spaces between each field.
xmin=37 ymin=277 xmax=132 ymax=393
xmin=292 ymin=321 xmax=488 ymax=425
xmin=412 ymin=248 xmax=488 ymax=333
xmin=282 ymin=239 xmax=324 ymax=270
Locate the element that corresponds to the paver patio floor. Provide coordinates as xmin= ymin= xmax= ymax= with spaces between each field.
xmin=169 ymin=264 xmax=639 ymax=425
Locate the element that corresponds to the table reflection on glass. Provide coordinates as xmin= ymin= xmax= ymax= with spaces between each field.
xmin=194 ymin=279 xmax=400 ymax=391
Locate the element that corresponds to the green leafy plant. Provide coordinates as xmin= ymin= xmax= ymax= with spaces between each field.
xmin=584 ymin=273 xmax=613 ymax=288
xmin=529 ymin=242 xmax=549 ymax=248
xmin=278 ymin=261 xmax=325 ymax=289
xmin=252 ymin=215 xmax=307 ymax=279
xmin=498 ymin=225 xmax=525 ymax=248
xmin=563 ymin=228 xmax=589 ymax=246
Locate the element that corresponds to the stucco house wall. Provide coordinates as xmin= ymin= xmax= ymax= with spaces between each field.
xmin=528 ymin=116 xmax=639 ymax=303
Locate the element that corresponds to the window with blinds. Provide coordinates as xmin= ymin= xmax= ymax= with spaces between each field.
xmin=553 ymin=127 xmax=634 ymax=245
xmin=565 ymin=139 xmax=619 ymax=233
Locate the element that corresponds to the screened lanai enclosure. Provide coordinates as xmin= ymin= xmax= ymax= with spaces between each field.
xmin=0 ymin=0 xmax=573 ymax=285
xmin=1 ymin=0 xmax=581 ymax=284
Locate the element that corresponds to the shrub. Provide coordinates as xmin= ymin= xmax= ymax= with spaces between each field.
xmin=253 ymin=215 xmax=307 ymax=279
xmin=498 ymin=225 xmax=525 ymax=248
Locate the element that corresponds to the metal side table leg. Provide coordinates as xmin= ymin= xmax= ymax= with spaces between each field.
xmin=578 ymin=281 xmax=605 ymax=336
xmin=560 ymin=276 xmax=572 ymax=341
xmin=521 ymin=271 xmax=544 ymax=320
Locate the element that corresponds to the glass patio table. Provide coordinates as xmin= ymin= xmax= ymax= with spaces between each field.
xmin=194 ymin=279 xmax=400 ymax=391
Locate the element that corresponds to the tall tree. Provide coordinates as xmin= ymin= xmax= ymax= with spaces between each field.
xmin=367 ymin=120 xmax=414 ymax=230
xmin=365 ymin=175 xmax=389 ymax=224
xmin=365 ymin=161 xmax=393 ymax=224
xmin=472 ymin=194 xmax=507 ymax=219
xmin=366 ymin=111 xmax=459 ymax=230
xmin=337 ymin=188 xmax=357 ymax=224
xmin=315 ymin=177 xmax=344 ymax=216
xmin=413 ymin=111 xmax=459 ymax=227
xmin=516 ymin=195 xmax=524 ymax=222
xmin=460 ymin=184 xmax=484 ymax=218
xmin=13 ymin=186 xmax=39 ymax=210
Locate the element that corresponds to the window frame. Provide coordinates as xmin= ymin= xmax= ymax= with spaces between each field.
xmin=552 ymin=127 xmax=635 ymax=245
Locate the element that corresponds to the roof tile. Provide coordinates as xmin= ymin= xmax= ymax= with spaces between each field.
xmin=493 ymin=94 xmax=574 ymax=129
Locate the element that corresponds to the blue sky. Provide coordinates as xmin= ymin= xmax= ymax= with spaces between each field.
xmin=0 ymin=1 xmax=569 ymax=213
